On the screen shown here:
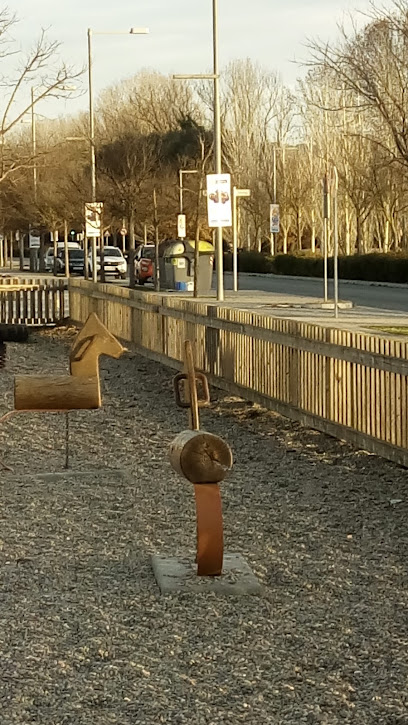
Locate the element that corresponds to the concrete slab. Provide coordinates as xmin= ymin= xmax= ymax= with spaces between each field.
xmin=151 ymin=552 xmax=262 ymax=596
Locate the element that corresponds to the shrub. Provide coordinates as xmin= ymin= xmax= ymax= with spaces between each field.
xmin=222 ymin=251 xmax=274 ymax=274
xmin=273 ymin=253 xmax=408 ymax=284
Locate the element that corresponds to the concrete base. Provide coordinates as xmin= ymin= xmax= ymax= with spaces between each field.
xmin=151 ymin=552 xmax=262 ymax=596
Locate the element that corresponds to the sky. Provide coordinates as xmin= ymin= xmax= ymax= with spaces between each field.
xmin=9 ymin=0 xmax=390 ymax=119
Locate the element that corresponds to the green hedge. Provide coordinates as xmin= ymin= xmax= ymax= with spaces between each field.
xmin=273 ymin=253 xmax=408 ymax=283
xmin=223 ymin=251 xmax=274 ymax=274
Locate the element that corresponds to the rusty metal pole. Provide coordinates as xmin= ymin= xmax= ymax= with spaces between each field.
xmin=183 ymin=340 xmax=224 ymax=576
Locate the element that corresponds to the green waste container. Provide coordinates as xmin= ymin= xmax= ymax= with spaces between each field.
xmin=163 ymin=240 xmax=214 ymax=293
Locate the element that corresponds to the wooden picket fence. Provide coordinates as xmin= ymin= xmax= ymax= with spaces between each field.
xmin=69 ymin=278 xmax=408 ymax=467
xmin=0 ymin=277 xmax=69 ymax=325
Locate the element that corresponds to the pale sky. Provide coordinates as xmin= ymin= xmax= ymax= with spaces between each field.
xmin=11 ymin=0 xmax=388 ymax=118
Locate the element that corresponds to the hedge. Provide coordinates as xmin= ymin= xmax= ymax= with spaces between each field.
xmin=222 ymin=250 xmax=274 ymax=274
xmin=272 ymin=253 xmax=408 ymax=283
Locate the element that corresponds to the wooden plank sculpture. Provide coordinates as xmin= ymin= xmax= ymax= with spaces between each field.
xmin=170 ymin=341 xmax=233 ymax=577
xmin=0 ymin=313 xmax=126 ymax=467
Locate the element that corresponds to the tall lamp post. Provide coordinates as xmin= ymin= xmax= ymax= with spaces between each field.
xmin=87 ymin=26 xmax=149 ymax=283
xmin=178 ymin=168 xmax=198 ymax=239
xmin=174 ymin=0 xmax=224 ymax=302
xmin=30 ymin=84 xmax=76 ymax=273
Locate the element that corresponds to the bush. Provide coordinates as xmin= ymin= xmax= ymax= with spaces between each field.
xmin=273 ymin=253 xmax=408 ymax=284
xmin=222 ymin=251 xmax=274 ymax=274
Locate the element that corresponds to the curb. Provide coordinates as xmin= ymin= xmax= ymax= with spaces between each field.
xmin=223 ymin=271 xmax=408 ymax=290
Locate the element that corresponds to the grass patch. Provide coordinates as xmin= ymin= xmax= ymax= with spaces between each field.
xmin=369 ymin=326 xmax=408 ymax=336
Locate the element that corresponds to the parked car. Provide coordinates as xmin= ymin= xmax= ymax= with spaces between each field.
xmin=44 ymin=242 xmax=81 ymax=272
xmin=55 ymin=248 xmax=86 ymax=275
xmin=134 ymin=244 xmax=155 ymax=285
xmin=88 ymin=246 xmax=127 ymax=279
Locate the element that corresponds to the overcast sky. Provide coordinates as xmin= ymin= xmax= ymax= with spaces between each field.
xmin=12 ymin=0 xmax=389 ymax=118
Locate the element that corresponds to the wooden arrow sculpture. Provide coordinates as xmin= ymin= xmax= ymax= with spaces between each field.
xmin=0 ymin=313 xmax=126 ymax=467
xmin=170 ymin=340 xmax=233 ymax=577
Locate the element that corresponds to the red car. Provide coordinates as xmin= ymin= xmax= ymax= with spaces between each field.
xmin=135 ymin=245 xmax=155 ymax=285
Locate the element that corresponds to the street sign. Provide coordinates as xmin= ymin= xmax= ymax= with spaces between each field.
xmin=177 ymin=214 xmax=186 ymax=238
xmin=29 ymin=229 xmax=40 ymax=249
xmin=206 ymin=173 xmax=232 ymax=228
xmin=270 ymin=204 xmax=280 ymax=234
xmin=235 ymin=188 xmax=251 ymax=198
xmin=85 ymin=202 xmax=103 ymax=238
xmin=120 ymin=227 xmax=127 ymax=236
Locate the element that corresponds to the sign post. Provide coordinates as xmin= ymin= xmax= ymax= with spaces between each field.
xmin=206 ymin=173 xmax=232 ymax=228
xmin=269 ymin=204 xmax=280 ymax=256
xmin=85 ymin=202 xmax=103 ymax=283
xmin=177 ymin=214 xmax=186 ymax=239
xmin=233 ymin=188 xmax=251 ymax=292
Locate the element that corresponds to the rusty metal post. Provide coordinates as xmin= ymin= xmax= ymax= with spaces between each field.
xmin=172 ymin=340 xmax=231 ymax=577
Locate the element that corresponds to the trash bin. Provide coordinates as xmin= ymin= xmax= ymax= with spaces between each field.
xmin=163 ymin=241 xmax=194 ymax=291
xmin=163 ymin=240 xmax=214 ymax=293
xmin=187 ymin=240 xmax=214 ymax=295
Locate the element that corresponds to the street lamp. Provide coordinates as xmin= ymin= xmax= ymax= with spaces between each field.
xmin=179 ymin=169 xmax=198 ymax=215
xmin=31 ymin=84 xmax=77 ymax=201
xmin=232 ymin=187 xmax=250 ymax=292
xmin=173 ymin=0 xmax=224 ymax=302
xmin=87 ymin=27 xmax=148 ymax=284
xmin=87 ymin=27 xmax=149 ymax=203
xmin=30 ymin=84 xmax=76 ymax=273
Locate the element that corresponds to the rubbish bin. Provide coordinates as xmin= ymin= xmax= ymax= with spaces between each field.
xmin=163 ymin=240 xmax=215 ymax=293
xmin=187 ymin=240 xmax=214 ymax=295
xmin=163 ymin=241 xmax=194 ymax=291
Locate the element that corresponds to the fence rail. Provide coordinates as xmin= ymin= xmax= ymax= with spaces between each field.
xmin=0 ymin=277 xmax=68 ymax=325
xmin=69 ymin=279 xmax=408 ymax=467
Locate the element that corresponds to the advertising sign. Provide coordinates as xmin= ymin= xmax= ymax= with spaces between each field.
xmin=85 ymin=202 xmax=103 ymax=238
xmin=29 ymin=229 xmax=41 ymax=248
xmin=270 ymin=204 xmax=280 ymax=234
xmin=206 ymin=173 xmax=232 ymax=227
xmin=177 ymin=214 xmax=186 ymax=238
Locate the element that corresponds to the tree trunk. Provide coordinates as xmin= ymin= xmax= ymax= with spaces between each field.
xmin=297 ymin=211 xmax=302 ymax=251
xmin=311 ymin=209 xmax=316 ymax=253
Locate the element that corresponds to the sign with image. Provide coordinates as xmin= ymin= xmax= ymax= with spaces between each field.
xmin=29 ymin=229 xmax=41 ymax=248
xmin=177 ymin=214 xmax=186 ymax=238
xmin=85 ymin=202 xmax=103 ymax=238
xmin=206 ymin=173 xmax=232 ymax=227
xmin=270 ymin=204 xmax=280 ymax=234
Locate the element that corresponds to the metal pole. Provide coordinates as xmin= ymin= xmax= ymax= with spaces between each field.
xmin=271 ymin=145 xmax=277 ymax=255
xmin=232 ymin=187 xmax=238 ymax=292
xmin=31 ymin=87 xmax=37 ymax=204
xmin=87 ymin=29 xmax=96 ymax=203
xmin=88 ymin=29 xmax=98 ymax=283
xmin=213 ymin=0 xmax=224 ymax=302
xmin=323 ymin=175 xmax=329 ymax=302
xmin=333 ymin=166 xmax=339 ymax=318
xmin=179 ymin=170 xmax=183 ymax=215
xmin=64 ymin=220 xmax=70 ymax=279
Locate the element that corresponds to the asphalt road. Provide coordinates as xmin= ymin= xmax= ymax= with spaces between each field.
xmin=226 ymin=273 xmax=408 ymax=313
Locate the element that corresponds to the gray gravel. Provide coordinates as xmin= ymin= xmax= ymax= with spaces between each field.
xmin=0 ymin=327 xmax=407 ymax=725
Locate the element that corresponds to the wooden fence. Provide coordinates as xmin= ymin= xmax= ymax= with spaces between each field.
xmin=69 ymin=278 xmax=408 ymax=467
xmin=0 ymin=277 xmax=69 ymax=325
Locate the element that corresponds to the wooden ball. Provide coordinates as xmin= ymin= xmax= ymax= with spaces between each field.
xmin=169 ymin=430 xmax=233 ymax=483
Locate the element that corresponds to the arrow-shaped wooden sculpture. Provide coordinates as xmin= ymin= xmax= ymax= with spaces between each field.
xmin=0 ymin=313 xmax=126 ymax=467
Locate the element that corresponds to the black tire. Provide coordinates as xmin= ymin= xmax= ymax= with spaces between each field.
xmin=120 ymin=272 xmax=127 ymax=280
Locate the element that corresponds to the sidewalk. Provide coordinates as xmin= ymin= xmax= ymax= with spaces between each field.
xmin=162 ymin=288 xmax=408 ymax=333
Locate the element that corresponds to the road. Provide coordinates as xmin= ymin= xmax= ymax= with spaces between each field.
xmin=225 ymin=273 xmax=408 ymax=313
xmin=3 ymin=263 xmax=408 ymax=314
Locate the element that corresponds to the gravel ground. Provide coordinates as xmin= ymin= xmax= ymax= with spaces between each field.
xmin=0 ymin=328 xmax=407 ymax=725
